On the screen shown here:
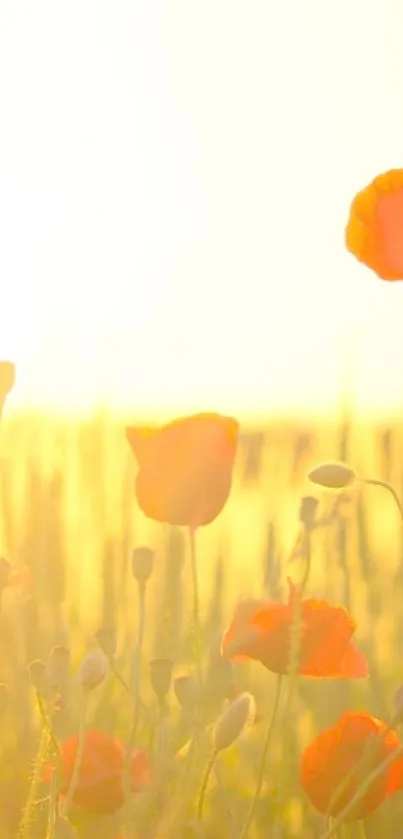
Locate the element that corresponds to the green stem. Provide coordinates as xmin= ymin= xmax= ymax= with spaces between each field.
xmin=46 ymin=768 xmax=58 ymax=839
xmin=36 ymin=692 xmax=62 ymax=781
xmin=197 ymin=750 xmax=218 ymax=822
xmin=123 ymin=581 xmax=147 ymax=829
xmin=362 ymin=478 xmax=403 ymax=522
xmin=319 ymin=740 xmax=403 ymax=839
xmin=238 ymin=675 xmax=282 ymax=839
xmin=62 ymin=693 xmax=88 ymax=818
xmin=189 ymin=526 xmax=202 ymax=693
xmin=18 ymin=725 xmax=50 ymax=838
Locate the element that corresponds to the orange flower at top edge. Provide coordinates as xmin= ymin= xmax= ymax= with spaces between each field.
xmin=221 ymin=580 xmax=368 ymax=678
xmin=126 ymin=412 xmax=239 ymax=528
xmin=345 ymin=169 xmax=403 ymax=280
xmin=301 ymin=710 xmax=403 ymax=820
xmin=45 ymin=730 xmax=151 ymax=815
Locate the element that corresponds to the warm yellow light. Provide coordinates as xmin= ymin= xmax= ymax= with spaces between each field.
xmin=1 ymin=1 xmax=403 ymax=421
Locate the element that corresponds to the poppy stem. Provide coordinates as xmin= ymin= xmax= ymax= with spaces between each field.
xmin=238 ymin=674 xmax=282 ymax=839
xmin=17 ymin=724 xmax=50 ymax=838
xmin=197 ymin=749 xmax=218 ymax=822
xmin=319 ymin=740 xmax=403 ymax=839
xmin=361 ymin=478 xmax=403 ymax=522
xmin=123 ymin=580 xmax=147 ymax=832
xmin=62 ymin=692 xmax=88 ymax=818
xmin=273 ymin=529 xmax=312 ymax=826
xmin=189 ymin=526 xmax=202 ymax=697
xmin=46 ymin=768 xmax=58 ymax=839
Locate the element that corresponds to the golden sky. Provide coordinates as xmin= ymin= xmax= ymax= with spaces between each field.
xmin=2 ymin=0 xmax=403 ymax=421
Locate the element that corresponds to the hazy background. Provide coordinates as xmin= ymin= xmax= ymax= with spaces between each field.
xmin=1 ymin=0 xmax=403 ymax=423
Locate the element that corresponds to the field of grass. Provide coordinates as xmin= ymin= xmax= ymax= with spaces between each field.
xmin=1 ymin=411 xmax=403 ymax=838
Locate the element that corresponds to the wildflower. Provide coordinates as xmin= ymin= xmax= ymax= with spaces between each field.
xmin=45 ymin=730 xmax=151 ymax=815
xmin=308 ymin=462 xmax=356 ymax=490
xmin=131 ymin=546 xmax=155 ymax=585
xmin=126 ymin=413 xmax=239 ymax=527
xmin=213 ymin=692 xmax=255 ymax=751
xmin=78 ymin=649 xmax=108 ymax=691
xmin=345 ymin=169 xmax=403 ymax=280
xmin=221 ymin=579 xmax=368 ymax=678
xmin=301 ymin=710 xmax=403 ymax=820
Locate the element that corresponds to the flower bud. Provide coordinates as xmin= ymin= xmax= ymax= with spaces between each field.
xmin=308 ymin=462 xmax=356 ymax=490
xmin=299 ymin=495 xmax=319 ymax=529
xmin=213 ymin=692 xmax=255 ymax=751
xmin=95 ymin=626 xmax=117 ymax=659
xmin=173 ymin=673 xmax=198 ymax=711
xmin=149 ymin=657 xmax=173 ymax=699
xmin=131 ymin=547 xmax=155 ymax=585
xmin=27 ymin=660 xmax=49 ymax=694
xmin=48 ymin=645 xmax=70 ymax=692
xmin=78 ymin=649 xmax=108 ymax=691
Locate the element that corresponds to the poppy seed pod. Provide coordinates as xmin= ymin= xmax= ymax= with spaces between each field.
xmin=95 ymin=626 xmax=117 ymax=660
xmin=308 ymin=462 xmax=356 ymax=490
xmin=78 ymin=649 xmax=108 ymax=691
xmin=28 ymin=660 xmax=49 ymax=694
xmin=213 ymin=692 xmax=256 ymax=751
xmin=149 ymin=657 xmax=173 ymax=699
xmin=49 ymin=645 xmax=70 ymax=692
xmin=299 ymin=495 xmax=319 ymax=529
xmin=173 ymin=673 xmax=198 ymax=711
xmin=131 ymin=547 xmax=155 ymax=585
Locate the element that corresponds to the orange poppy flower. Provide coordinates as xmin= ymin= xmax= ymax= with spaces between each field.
xmin=126 ymin=412 xmax=239 ymax=527
xmin=45 ymin=730 xmax=150 ymax=815
xmin=345 ymin=169 xmax=403 ymax=280
xmin=221 ymin=580 xmax=368 ymax=678
xmin=301 ymin=710 xmax=403 ymax=820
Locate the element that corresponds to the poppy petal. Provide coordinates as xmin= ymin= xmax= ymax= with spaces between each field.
xmin=346 ymin=169 xmax=403 ymax=280
xmin=339 ymin=643 xmax=369 ymax=678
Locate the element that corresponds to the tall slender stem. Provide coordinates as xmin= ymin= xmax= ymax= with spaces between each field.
xmin=62 ymin=693 xmax=88 ymax=818
xmin=197 ymin=749 xmax=218 ymax=822
xmin=273 ymin=530 xmax=311 ymax=828
xmin=239 ymin=675 xmax=282 ymax=839
xmin=123 ymin=581 xmax=147 ymax=831
xmin=319 ymin=740 xmax=403 ymax=838
xmin=362 ymin=478 xmax=403 ymax=522
xmin=18 ymin=726 xmax=50 ymax=838
xmin=189 ymin=526 xmax=202 ymax=692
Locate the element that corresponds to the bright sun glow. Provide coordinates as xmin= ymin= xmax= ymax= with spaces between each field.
xmin=2 ymin=0 xmax=403 ymax=422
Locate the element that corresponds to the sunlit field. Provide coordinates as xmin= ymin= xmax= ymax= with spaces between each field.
xmin=2 ymin=411 xmax=403 ymax=838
